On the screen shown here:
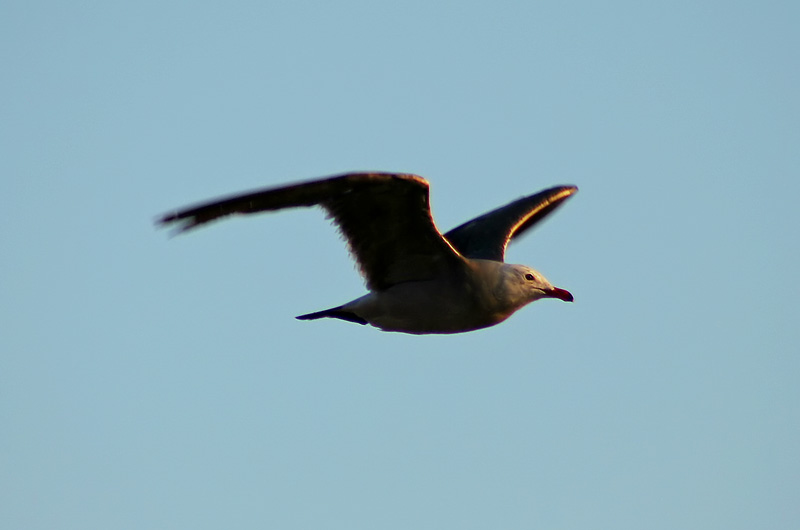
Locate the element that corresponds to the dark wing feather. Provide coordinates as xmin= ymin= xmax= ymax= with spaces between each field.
xmin=157 ymin=173 xmax=466 ymax=291
xmin=443 ymin=186 xmax=577 ymax=261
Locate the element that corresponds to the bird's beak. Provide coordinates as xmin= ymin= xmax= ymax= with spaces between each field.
xmin=547 ymin=286 xmax=574 ymax=302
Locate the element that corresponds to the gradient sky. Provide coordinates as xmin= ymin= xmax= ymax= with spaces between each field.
xmin=2 ymin=1 xmax=798 ymax=529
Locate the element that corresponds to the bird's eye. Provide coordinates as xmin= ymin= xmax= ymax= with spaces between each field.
xmin=525 ymin=273 xmax=535 ymax=281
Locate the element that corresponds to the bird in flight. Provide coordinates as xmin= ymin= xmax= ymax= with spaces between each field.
xmin=158 ymin=172 xmax=577 ymax=334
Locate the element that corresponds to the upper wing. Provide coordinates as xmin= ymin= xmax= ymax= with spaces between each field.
xmin=443 ymin=186 xmax=577 ymax=261
xmin=157 ymin=172 xmax=466 ymax=291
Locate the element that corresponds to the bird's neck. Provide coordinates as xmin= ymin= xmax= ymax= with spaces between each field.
xmin=466 ymin=260 xmax=523 ymax=315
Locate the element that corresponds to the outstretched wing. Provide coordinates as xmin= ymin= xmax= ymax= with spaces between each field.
xmin=443 ymin=186 xmax=577 ymax=261
xmin=157 ymin=172 xmax=466 ymax=291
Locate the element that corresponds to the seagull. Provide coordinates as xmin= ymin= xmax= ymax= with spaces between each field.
xmin=158 ymin=172 xmax=577 ymax=334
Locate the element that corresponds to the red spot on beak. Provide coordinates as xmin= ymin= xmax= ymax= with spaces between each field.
xmin=548 ymin=287 xmax=573 ymax=302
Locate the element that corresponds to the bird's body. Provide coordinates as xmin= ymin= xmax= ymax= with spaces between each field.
xmin=158 ymin=173 xmax=577 ymax=334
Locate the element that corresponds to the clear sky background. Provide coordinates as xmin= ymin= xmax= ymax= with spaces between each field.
xmin=2 ymin=1 xmax=798 ymax=529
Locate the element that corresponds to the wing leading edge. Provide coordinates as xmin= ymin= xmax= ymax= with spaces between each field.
xmin=443 ymin=186 xmax=578 ymax=261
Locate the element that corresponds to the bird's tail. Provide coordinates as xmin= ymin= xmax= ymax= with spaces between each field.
xmin=296 ymin=306 xmax=368 ymax=325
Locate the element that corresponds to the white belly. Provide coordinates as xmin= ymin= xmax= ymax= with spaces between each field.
xmin=343 ymin=280 xmax=509 ymax=334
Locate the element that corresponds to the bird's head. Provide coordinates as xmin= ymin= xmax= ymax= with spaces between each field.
xmin=496 ymin=263 xmax=573 ymax=310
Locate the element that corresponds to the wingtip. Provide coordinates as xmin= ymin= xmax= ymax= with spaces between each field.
xmin=540 ymin=185 xmax=578 ymax=200
xmin=550 ymin=185 xmax=579 ymax=202
xmin=154 ymin=212 xmax=198 ymax=236
xmin=536 ymin=185 xmax=579 ymax=208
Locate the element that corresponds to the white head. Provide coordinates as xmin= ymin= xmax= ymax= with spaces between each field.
xmin=494 ymin=263 xmax=573 ymax=312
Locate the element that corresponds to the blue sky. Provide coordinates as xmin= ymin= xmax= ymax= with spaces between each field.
xmin=2 ymin=1 xmax=798 ymax=528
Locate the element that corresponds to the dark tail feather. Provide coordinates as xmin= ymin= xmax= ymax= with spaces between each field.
xmin=296 ymin=306 xmax=368 ymax=325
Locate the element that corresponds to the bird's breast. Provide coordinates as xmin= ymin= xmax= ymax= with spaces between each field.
xmin=346 ymin=277 xmax=509 ymax=334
